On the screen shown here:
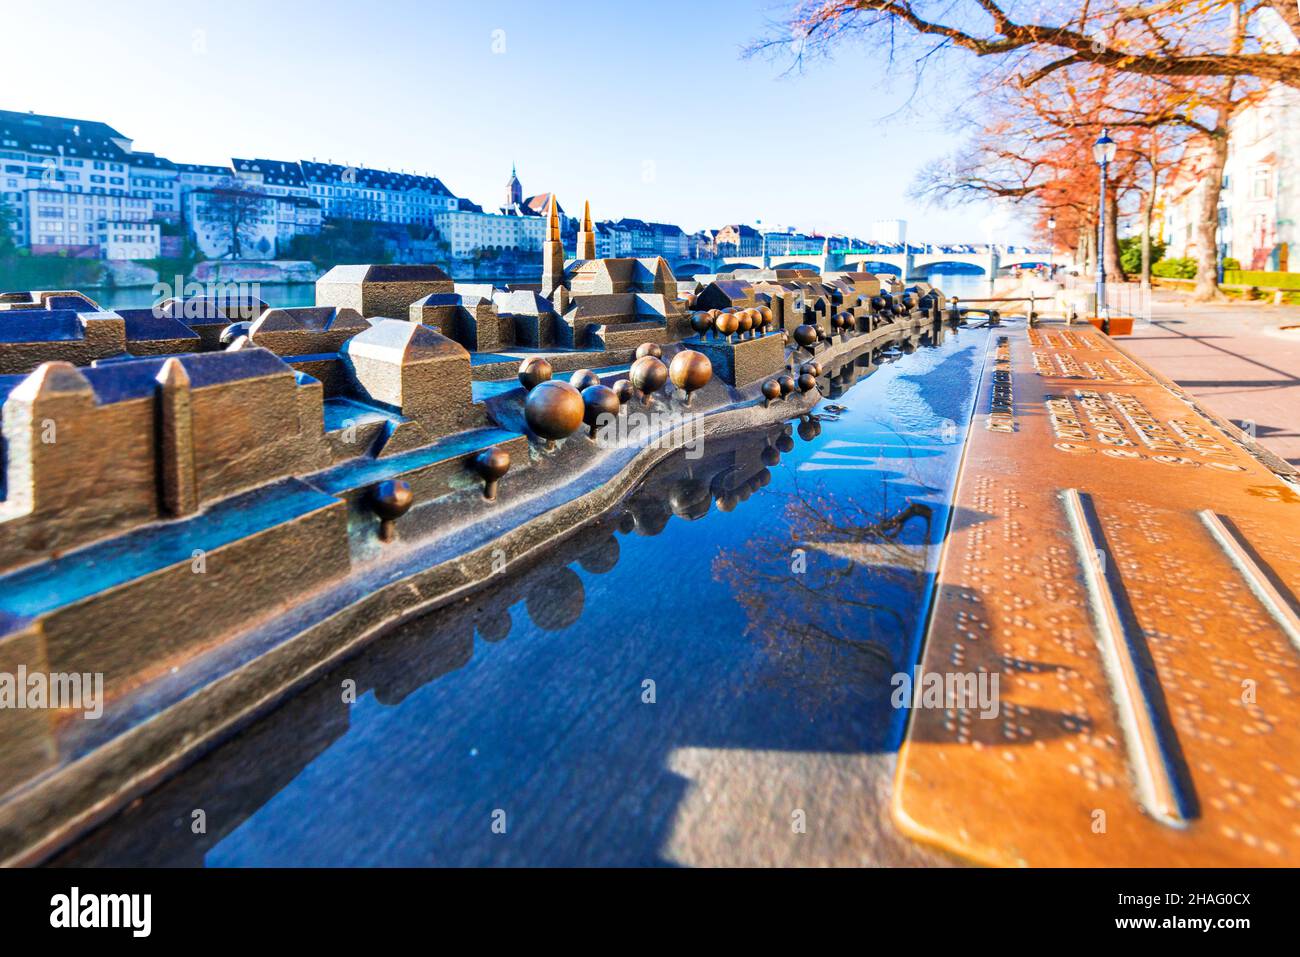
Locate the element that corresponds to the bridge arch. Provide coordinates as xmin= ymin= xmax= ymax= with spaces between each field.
xmin=672 ymin=262 xmax=710 ymax=278
xmin=850 ymin=260 xmax=902 ymax=277
xmin=771 ymin=260 xmax=822 ymax=273
xmin=912 ymin=260 xmax=988 ymax=277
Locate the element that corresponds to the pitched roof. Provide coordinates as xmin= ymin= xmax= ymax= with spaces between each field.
xmin=523 ymin=193 xmax=562 ymax=216
xmin=232 ymin=158 xmax=307 ymax=187
xmin=299 ymin=161 xmax=455 ymax=196
xmin=0 ymin=109 xmax=131 ymax=161
xmin=176 ymin=162 xmax=232 ymax=176
xmin=129 ymin=151 xmax=178 ymax=171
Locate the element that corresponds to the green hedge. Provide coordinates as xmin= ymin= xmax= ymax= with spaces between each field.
xmin=1152 ymin=257 xmax=1197 ymax=279
xmin=1224 ymin=270 xmax=1300 ymax=290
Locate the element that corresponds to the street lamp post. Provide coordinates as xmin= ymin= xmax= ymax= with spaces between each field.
xmin=1047 ymin=215 xmax=1056 ymax=279
xmin=1093 ymin=128 xmax=1117 ymax=333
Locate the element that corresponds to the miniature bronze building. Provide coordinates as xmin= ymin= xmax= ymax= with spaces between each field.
xmin=317 ymin=263 xmax=454 ymax=320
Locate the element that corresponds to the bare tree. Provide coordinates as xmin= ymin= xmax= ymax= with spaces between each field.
xmin=202 ymin=179 xmax=270 ymax=259
xmin=759 ymin=1 xmax=1300 ymax=88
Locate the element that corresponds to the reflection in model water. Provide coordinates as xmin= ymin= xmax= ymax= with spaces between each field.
xmin=52 ymin=319 xmax=983 ymax=867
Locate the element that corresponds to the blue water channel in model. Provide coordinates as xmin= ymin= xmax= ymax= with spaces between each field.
xmin=53 ymin=320 xmax=992 ymax=866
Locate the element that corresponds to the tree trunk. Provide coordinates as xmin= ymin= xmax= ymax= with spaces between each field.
xmin=1192 ymin=132 xmax=1230 ymax=301
xmin=1105 ymin=188 xmax=1124 ymax=282
xmin=1140 ymin=198 xmax=1153 ymax=290
xmin=1141 ymin=137 xmax=1159 ymax=289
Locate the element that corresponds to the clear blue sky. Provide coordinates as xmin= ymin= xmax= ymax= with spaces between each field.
xmin=2 ymin=0 xmax=1022 ymax=243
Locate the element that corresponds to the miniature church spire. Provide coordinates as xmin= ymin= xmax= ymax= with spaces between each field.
xmin=577 ymin=199 xmax=596 ymax=260
xmin=548 ymin=194 xmax=561 ymax=242
xmin=541 ymin=194 xmax=565 ymax=298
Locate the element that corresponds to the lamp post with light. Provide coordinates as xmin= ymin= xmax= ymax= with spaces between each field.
xmin=1094 ymin=128 xmax=1117 ymax=333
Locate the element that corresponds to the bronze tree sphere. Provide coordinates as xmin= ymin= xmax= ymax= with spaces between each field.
xmin=798 ymin=417 xmax=823 ymax=442
xmin=524 ymin=380 xmax=584 ymax=447
xmin=612 ymin=378 xmax=636 ymax=404
xmin=800 ymin=360 xmax=823 ymax=378
xmin=630 ymin=355 xmax=669 ymax=401
xmin=477 ymin=607 xmax=513 ymax=643
xmin=714 ymin=311 xmax=739 ymax=339
xmin=472 ymin=446 xmax=511 ymax=501
xmin=368 ymin=479 xmax=413 ymax=543
xmin=798 ymin=373 xmax=818 ymax=394
xmin=635 ymin=342 xmax=663 ymax=360
xmin=690 ymin=312 xmax=712 ymax=338
xmin=668 ymin=477 xmax=712 ymax=520
xmin=518 ymin=356 xmax=553 ymax=391
xmin=668 ymin=349 xmax=712 ymax=405
xmin=778 ymin=374 xmax=796 ymax=397
xmin=793 ymin=324 xmax=818 ymax=349
xmin=570 ymin=368 xmax=601 ymax=391
xmin=581 ymin=384 xmax=620 ymax=439
xmin=578 ymin=535 xmax=621 ymax=574
xmin=762 ymin=379 xmax=782 ymax=405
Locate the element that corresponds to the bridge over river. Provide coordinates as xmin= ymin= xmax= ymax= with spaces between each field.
xmin=670 ymin=246 xmax=1053 ymax=280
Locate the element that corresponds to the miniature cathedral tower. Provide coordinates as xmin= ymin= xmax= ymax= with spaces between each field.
xmin=541 ymin=194 xmax=565 ymax=300
xmin=577 ymin=200 xmax=596 ymax=261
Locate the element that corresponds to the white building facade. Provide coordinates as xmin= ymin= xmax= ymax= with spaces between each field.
xmin=433 ymin=203 xmax=544 ymax=257
xmin=300 ymin=162 xmax=458 ymax=227
xmin=871 ymin=219 xmax=907 ymax=245
xmin=1220 ymin=83 xmax=1299 ymax=271
xmin=24 ymin=187 xmax=153 ymax=255
xmin=102 ymin=220 xmax=161 ymax=260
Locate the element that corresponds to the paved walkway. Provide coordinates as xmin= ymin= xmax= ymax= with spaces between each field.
xmin=1120 ymin=289 xmax=1300 ymax=466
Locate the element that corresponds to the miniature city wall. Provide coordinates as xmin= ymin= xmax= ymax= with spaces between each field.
xmin=0 ymin=252 xmax=949 ymax=864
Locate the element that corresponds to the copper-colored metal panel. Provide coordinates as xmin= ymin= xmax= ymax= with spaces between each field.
xmin=894 ymin=322 xmax=1300 ymax=866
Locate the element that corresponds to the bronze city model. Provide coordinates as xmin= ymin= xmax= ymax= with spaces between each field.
xmin=0 ymin=197 xmax=947 ymax=864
